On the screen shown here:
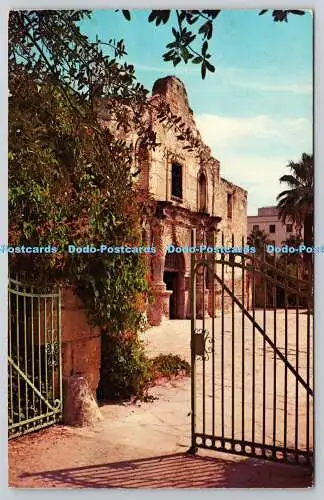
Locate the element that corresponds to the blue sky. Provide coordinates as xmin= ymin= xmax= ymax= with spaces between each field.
xmin=81 ymin=10 xmax=313 ymax=215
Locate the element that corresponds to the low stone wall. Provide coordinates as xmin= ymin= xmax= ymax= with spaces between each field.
xmin=61 ymin=287 xmax=101 ymax=394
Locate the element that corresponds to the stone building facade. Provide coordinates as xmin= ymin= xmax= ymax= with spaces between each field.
xmin=128 ymin=76 xmax=248 ymax=325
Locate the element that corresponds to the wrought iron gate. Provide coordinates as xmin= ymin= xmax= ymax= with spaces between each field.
xmin=8 ymin=276 xmax=63 ymax=439
xmin=189 ymin=229 xmax=313 ymax=465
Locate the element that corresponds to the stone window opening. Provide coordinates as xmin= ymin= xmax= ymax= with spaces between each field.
xmin=286 ymin=223 xmax=293 ymax=233
xmin=171 ymin=162 xmax=183 ymax=200
xmin=227 ymin=193 xmax=233 ymax=219
xmin=198 ymin=172 xmax=207 ymax=212
xmin=269 ymin=224 xmax=276 ymax=234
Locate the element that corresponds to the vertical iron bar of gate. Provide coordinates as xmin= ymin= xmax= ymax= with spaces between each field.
xmin=23 ymin=283 xmax=28 ymax=425
xmin=306 ymin=259 xmax=311 ymax=459
xmin=231 ymin=234 xmax=235 ymax=442
xmin=44 ymin=298 xmax=48 ymax=421
xmin=211 ymin=231 xmax=216 ymax=438
xmin=202 ymin=238 xmax=206 ymax=438
xmin=38 ymin=297 xmax=42 ymax=418
xmin=295 ymin=257 xmax=300 ymax=458
xmin=252 ymin=244 xmax=256 ymax=450
xmin=51 ymin=297 xmax=55 ymax=407
xmin=241 ymin=236 xmax=245 ymax=443
xmin=221 ymin=232 xmax=225 ymax=440
xmin=190 ymin=228 xmax=197 ymax=452
xmin=31 ymin=286 xmax=35 ymax=426
xmin=8 ymin=280 xmax=13 ymax=427
xmin=273 ymin=254 xmax=277 ymax=456
xmin=16 ymin=278 xmax=21 ymax=430
xmin=58 ymin=288 xmax=63 ymax=418
xmin=284 ymin=255 xmax=288 ymax=455
xmin=262 ymin=243 xmax=267 ymax=452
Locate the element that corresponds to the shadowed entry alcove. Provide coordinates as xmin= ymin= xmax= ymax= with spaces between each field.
xmin=163 ymin=252 xmax=185 ymax=319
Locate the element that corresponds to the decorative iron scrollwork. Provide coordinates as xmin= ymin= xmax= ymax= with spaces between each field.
xmin=46 ymin=335 xmax=59 ymax=368
xmin=193 ymin=328 xmax=213 ymax=360
xmin=53 ymin=399 xmax=62 ymax=410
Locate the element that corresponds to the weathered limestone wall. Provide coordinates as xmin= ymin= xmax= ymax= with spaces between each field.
xmin=147 ymin=77 xmax=221 ymax=216
xmin=135 ymin=77 xmax=247 ymax=239
xmin=217 ymin=178 xmax=248 ymax=244
xmin=98 ymin=76 xmax=247 ymax=247
xmin=98 ymin=76 xmax=248 ymax=325
xmin=146 ymin=77 xmax=248 ymax=323
xmin=61 ymin=288 xmax=101 ymax=393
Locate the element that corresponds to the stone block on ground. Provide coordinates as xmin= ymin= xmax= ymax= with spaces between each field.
xmin=63 ymin=375 xmax=104 ymax=426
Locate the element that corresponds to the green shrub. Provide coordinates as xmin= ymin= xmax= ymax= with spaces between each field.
xmin=151 ymin=353 xmax=191 ymax=378
xmin=97 ymin=330 xmax=153 ymax=401
xmin=97 ymin=342 xmax=191 ymax=401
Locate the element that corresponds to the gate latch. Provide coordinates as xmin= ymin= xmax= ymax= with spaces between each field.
xmin=192 ymin=328 xmax=210 ymax=358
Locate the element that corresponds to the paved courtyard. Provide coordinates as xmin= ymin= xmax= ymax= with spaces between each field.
xmin=9 ymin=315 xmax=313 ymax=488
xmin=145 ymin=311 xmax=313 ymax=457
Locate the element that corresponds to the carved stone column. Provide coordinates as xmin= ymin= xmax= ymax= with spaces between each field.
xmin=208 ymin=283 xmax=221 ymax=318
xmin=196 ymin=279 xmax=209 ymax=319
xmin=147 ymin=217 xmax=171 ymax=325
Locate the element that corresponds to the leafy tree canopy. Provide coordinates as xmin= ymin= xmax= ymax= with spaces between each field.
xmin=9 ymin=11 xmax=147 ymax=118
xmin=8 ymin=10 xmax=153 ymax=333
xmin=118 ymin=9 xmax=307 ymax=79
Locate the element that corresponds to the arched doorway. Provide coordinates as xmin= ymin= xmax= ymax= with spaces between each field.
xmin=163 ymin=252 xmax=185 ymax=319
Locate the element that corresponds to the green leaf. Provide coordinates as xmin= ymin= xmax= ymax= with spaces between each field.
xmin=205 ymin=60 xmax=215 ymax=73
xmin=163 ymin=50 xmax=175 ymax=61
xmin=180 ymin=46 xmax=190 ymax=63
xmin=122 ymin=10 xmax=131 ymax=21
xmin=289 ymin=10 xmax=305 ymax=16
xmin=201 ymin=62 xmax=206 ymax=79
xmin=161 ymin=10 xmax=171 ymax=24
xmin=148 ymin=11 xmax=157 ymax=23
xmin=202 ymin=40 xmax=208 ymax=56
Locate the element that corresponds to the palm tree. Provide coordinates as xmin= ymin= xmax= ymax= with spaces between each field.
xmin=247 ymin=228 xmax=271 ymax=253
xmin=277 ymin=153 xmax=313 ymax=309
xmin=276 ymin=153 xmax=314 ymax=248
xmin=281 ymin=234 xmax=303 ymax=248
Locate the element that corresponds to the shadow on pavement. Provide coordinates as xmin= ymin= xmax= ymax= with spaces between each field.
xmin=20 ymin=452 xmax=313 ymax=488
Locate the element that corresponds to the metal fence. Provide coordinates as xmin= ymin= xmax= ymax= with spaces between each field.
xmin=189 ymin=229 xmax=313 ymax=465
xmin=8 ymin=276 xmax=63 ymax=439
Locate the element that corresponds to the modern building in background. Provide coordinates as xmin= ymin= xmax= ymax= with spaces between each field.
xmin=247 ymin=206 xmax=303 ymax=246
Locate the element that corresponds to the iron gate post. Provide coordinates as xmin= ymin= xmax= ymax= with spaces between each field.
xmin=188 ymin=228 xmax=198 ymax=454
